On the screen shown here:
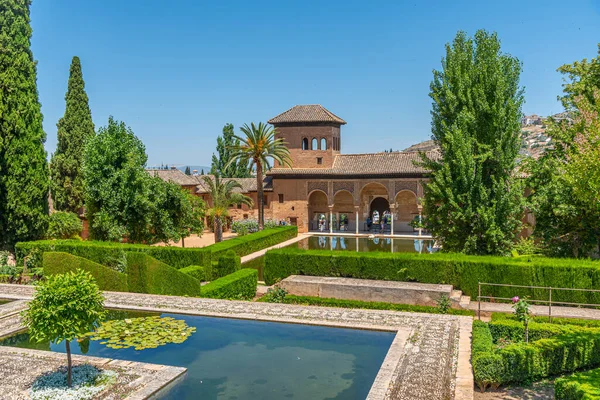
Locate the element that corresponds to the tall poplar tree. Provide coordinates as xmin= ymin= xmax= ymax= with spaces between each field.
xmin=420 ymin=30 xmax=525 ymax=255
xmin=210 ymin=123 xmax=251 ymax=178
xmin=0 ymin=0 xmax=49 ymax=248
xmin=50 ymin=56 xmax=95 ymax=213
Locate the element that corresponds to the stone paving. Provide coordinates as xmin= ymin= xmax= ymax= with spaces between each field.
xmin=470 ymin=300 xmax=600 ymax=320
xmin=0 ymin=284 xmax=473 ymax=400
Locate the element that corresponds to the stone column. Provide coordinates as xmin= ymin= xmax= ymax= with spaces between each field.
xmin=417 ymin=204 xmax=423 ymax=237
xmin=355 ymin=206 xmax=360 ymax=235
xmin=389 ymin=204 xmax=396 ymax=235
xmin=329 ymin=205 xmax=334 ymax=235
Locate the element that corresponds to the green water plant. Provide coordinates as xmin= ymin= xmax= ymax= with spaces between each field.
xmin=86 ymin=316 xmax=195 ymax=350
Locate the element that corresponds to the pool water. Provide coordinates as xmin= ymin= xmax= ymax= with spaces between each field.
xmin=2 ymin=313 xmax=394 ymax=400
xmin=245 ymin=235 xmax=436 ymax=280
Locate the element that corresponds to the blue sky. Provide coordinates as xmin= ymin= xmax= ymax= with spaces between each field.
xmin=30 ymin=0 xmax=600 ymax=166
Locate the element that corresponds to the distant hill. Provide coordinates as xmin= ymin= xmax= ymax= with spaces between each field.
xmin=403 ymin=140 xmax=438 ymax=152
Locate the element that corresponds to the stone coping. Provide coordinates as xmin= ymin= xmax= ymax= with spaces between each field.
xmin=0 ymin=283 xmax=473 ymax=400
xmin=282 ymin=275 xmax=453 ymax=291
xmin=0 ymin=346 xmax=186 ymax=400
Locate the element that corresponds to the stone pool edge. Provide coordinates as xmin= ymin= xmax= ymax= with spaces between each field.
xmin=0 ymin=283 xmax=474 ymax=400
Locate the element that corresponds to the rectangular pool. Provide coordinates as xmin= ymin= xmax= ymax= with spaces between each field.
xmin=1 ymin=311 xmax=395 ymax=400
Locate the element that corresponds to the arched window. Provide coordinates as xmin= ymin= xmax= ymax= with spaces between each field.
xmin=320 ymin=138 xmax=327 ymax=150
xmin=312 ymin=138 xmax=318 ymax=150
xmin=302 ymin=138 xmax=309 ymax=150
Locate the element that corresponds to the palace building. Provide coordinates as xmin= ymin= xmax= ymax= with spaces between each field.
xmin=154 ymin=105 xmax=438 ymax=234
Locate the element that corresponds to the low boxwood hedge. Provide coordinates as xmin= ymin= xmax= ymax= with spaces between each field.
xmin=179 ymin=265 xmax=206 ymax=281
xmin=492 ymin=313 xmax=600 ymax=329
xmin=126 ymin=253 xmax=201 ymax=297
xmin=15 ymin=240 xmax=211 ymax=272
xmin=264 ymin=248 xmax=600 ymax=304
xmin=260 ymin=295 xmax=474 ymax=316
xmin=43 ymin=252 xmax=128 ymax=292
xmin=555 ymin=368 xmax=600 ymax=400
xmin=201 ymin=268 xmax=257 ymax=300
xmin=213 ymin=250 xmax=241 ymax=279
xmin=208 ymin=226 xmax=297 ymax=260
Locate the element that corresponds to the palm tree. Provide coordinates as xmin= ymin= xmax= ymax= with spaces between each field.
xmin=202 ymin=175 xmax=253 ymax=242
xmin=228 ymin=122 xmax=292 ymax=230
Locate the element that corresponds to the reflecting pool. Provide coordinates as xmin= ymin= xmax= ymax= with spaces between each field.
xmin=1 ymin=312 xmax=394 ymax=400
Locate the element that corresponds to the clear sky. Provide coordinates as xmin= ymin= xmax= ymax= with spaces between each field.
xmin=30 ymin=0 xmax=600 ymax=167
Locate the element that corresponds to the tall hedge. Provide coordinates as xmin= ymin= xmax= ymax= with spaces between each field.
xmin=15 ymin=240 xmax=210 ymax=272
xmin=125 ymin=253 xmax=201 ymax=297
xmin=264 ymin=248 xmax=600 ymax=304
xmin=43 ymin=252 xmax=127 ymax=292
xmin=201 ymin=268 xmax=257 ymax=300
xmin=213 ymin=250 xmax=241 ymax=279
xmin=208 ymin=226 xmax=297 ymax=260
xmin=555 ymin=368 xmax=600 ymax=400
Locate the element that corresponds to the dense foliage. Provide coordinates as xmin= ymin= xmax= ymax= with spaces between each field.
xmin=210 ymin=123 xmax=251 ymax=178
xmin=46 ymin=211 xmax=82 ymax=239
xmin=125 ymin=252 xmax=202 ymax=296
xmin=22 ymin=270 xmax=106 ymax=386
xmin=229 ymin=122 xmax=292 ymax=230
xmin=210 ymin=226 xmax=297 ymax=260
xmin=420 ymin=30 xmax=525 ymax=255
xmin=558 ymin=44 xmax=600 ymax=110
xmin=263 ymin=248 xmax=600 ymax=303
xmin=179 ymin=265 xmax=206 ymax=281
xmin=43 ymin=252 xmax=128 ymax=292
xmin=50 ymin=56 xmax=95 ymax=213
xmin=0 ymin=0 xmax=49 ymax=249
xmin=214 ymin=250 xmax=240 ymax=279
xmin=555 ymin=368 xmax=600 ymax=400
xmin=83 ymin=117 xmax=205 ymax=243
xmin=231 ymin=219 xmax=279 ymax=235
xmin=201 ymin=268 xmax=258 ymax=300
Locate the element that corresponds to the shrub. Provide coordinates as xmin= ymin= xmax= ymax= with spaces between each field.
xmin=201 ymin=269 xmax=257 ymax=300
xmin=231 ymin=219 xmax=280 ymax=235
xmin=492 ymin=313 xmax=600 ymax=329
xmin=46 ymin=211 xmax=82 ymax=239
xmin=260 ymin=295 xmax=475 ymax=316
xmin=126 ymin=253 xmax=201 ymax=297
xmin=263 ymin=248 xmax=600 ymax=304
xmin=263 ymin=286 xmax=288 ymax=303
xmin=179 ymin=265 xmax=206 ymax=281
xmin=208 ymin=226 xmax=297 ymax=260
xmin=43 ymin=252 xmax=128 ymax=292
xmin=15 ymin=240 xmax=210 ymax=271
xmin=213 ymin=250 xmax=241 ymax=279
xmin=555 ymin=368 xmax=600 ymax=400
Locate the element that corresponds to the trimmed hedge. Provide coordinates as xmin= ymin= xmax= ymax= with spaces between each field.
xmin=179 ymin=265 xmax=206 ymax=281
xmin=213 ymin=250 xmax=241 ymax=279
xmin=201 ymin=268 xmax=258 ymax=300
xmin=492 ymin=313 xmax=600 ymax=329
xmin=126 ymin=253 xmax=201 ymax=297
xmin=43 ymin=252 xmax=128 ymax=292
xmin=555 ymin=368 xmax=600 ymax=400
xmin=208 ymin=226 xmax=297 ymax=260
xmin=15 ymin=240 xmax=211 ymax=272
xmin=262 ymin=295 xmax=475 ymax=316
xmin=472 ymin=318 xmax=600 ymax=391
xmin=264 ymin=248 xmax=600 ymax=304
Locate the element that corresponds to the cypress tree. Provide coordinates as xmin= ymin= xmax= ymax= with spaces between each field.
xmin=0 ymin=0 xmax=49 ymax=248
xmin=50 ymin=56 xmax=95 ymax=213
xmin=420 ymin=30 xmax=525 ymax=255
xmin=211 ymin=123 xmax=251 ymax=178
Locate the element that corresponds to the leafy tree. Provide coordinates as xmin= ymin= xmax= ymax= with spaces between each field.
xmin=210 ymin=123 xmax=251 ymax=178
xmin=22 ymin=270 xmax=106 ymax=387
xmin=229 ymin=122 xmax=292 ymax=230
xmin=525 ymin=91 xmax=600 ymax=257
xmin=184 ymin=166 xmax=191 ymax=175
xmin=557 ymin=44 xmax=600 ymax=110
xmin=420 ymin=30 xmax=525 ymax=255
xmin=0 ymin=0 xmax=49 ymax=249
xmin=202 ymin=175 xmax=252 ymax=242
xmin=201 ymin=169 xmax=205 ymax=175
xmin=50 ymin=56 xmax=95 ymax=213
xmin=47 ymin=211 xmax=83 ymax=239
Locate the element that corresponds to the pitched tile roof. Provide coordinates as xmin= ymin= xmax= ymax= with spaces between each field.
xmin=267 ymin=150 xmax=440 ymax=178
xmin=147 ymin=169 xmax=200 ymax=186
xmin=194 ymin=175 xmax=273 ymax=194
xmin=268 ymin=105 xmax=346 ymax=125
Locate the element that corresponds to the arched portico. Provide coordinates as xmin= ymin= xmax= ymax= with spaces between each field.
xmin=308 ymin=190 xmax=329 ymax=231
xmin=394 ymin=190 xmax=419 ymax=233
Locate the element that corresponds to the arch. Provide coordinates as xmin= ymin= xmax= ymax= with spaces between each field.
xmin=302 ymin=138 xmax=309 ymax=150
xmin=320 ymin=138 xmax=327 ymax=150
xmin=359 ymin=181 xmax=389 ymax=197
xmin=333 ymin=190 xmax=354 ymax=231
xmin=308 ymin=190 xmax=329 ymax=231
xmin=311 ymin=138 xmax=318 ymax=150
xmin=369 ymin=197 xmax=390 ymax=223
xmin=394 ymin=189 xmax=419 ymax=232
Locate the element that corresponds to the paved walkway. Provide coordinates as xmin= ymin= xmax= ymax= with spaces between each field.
xmin=0 ymin=283 xmax=473 ymax=400
xmin=240 ymin=233 xmax=310 ymax=263
xmin=468 ymin=301 xmax=600 ymax=320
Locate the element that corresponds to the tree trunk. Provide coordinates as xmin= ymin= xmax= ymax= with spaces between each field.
xmin=182 ymin=237 xmax=185 ymax=248
xmin=256 ymin=161 xmax=264 ymax=231
xmin=214 ymin=217 xmax=223 ymax=243
xmin=66 ymin=340 xmax=72 ymax=387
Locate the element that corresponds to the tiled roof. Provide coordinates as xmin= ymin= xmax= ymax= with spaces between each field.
xmin=195 ymin=175 xmax=273 ymax=194
xmin=267 ymin=150 xmax=440 ymax=177
xmin=268 ymin=105 xmax=346 ymax=125
xmin=148 ymin=169 xmax=199 ymax=186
